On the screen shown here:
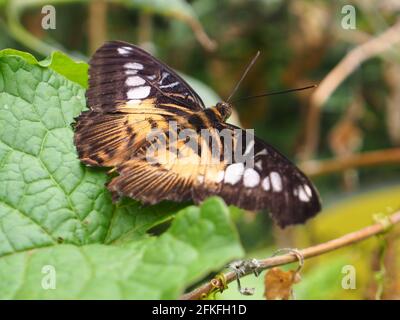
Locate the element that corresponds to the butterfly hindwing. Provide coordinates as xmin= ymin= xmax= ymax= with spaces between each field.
xmin=191 ymin=123 xmax=321 ymax=227
xmin=107 ymin=158 xmax=193 ymax=203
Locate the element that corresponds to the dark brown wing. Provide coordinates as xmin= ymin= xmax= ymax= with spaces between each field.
xmin=86 ymin=40 xmax=205 ymax=114
xmin=106 ymin=120 xmax=321 ymax=227
xmin=74 ymin=41 xmax=205 ymax=167
xmin=191 ymin=123 xmax=322 ymax=228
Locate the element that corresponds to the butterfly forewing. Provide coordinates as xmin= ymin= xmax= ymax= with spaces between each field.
xmin=86 ymin=40 xmax=205 ymax=113
xmin=75 ymin=40 xmax=205 ymax=167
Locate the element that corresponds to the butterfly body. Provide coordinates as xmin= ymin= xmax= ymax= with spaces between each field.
xmin=74 ymin=41 xmax=321 ymax=227
xmin=186 ymin=104 xmax=230 ymax=131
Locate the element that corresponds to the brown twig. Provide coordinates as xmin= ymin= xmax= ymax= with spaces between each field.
xmin=88 ymin=0 xmax=107 ymax=55
xmin=184 ymin=17 xmax=217 ymax=52
xmin=301 ymin=19 xmax=400 ymax=160
xmin=138 ymin=12 xmax=153 ymax=46
xmin=181 ymin=210 xmax=400 ymax=300
xmin=299 ymin=148 xmax=400 ymax=177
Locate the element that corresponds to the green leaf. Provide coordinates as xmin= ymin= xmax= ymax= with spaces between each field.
xmin=0 ymin=197 xmax=243 ymax=299
xmin=0 ymin=53 xmax=180 ymax=255
xmin=0 ymin=49 xmax=88 ymax=87
xmin=180 ymin=72 xmax=220 ymax=107
xmin=0 ymin=51 xmax=243 ymax=298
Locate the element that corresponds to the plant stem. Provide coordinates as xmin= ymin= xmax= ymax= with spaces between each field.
xmin=299 ymin=148 xmax=400 ymax=177
xmin=181 ymin=210 xmax=400 ymax=300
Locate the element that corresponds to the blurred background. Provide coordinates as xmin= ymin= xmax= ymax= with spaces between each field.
xmin=1 ymin=0 xmax=399 ymax=299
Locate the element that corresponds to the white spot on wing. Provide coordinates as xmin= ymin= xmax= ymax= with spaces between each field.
xmin=127 ymin=86 xmax=151 ymax=99
xmin=126 ymin=76 xmax=145 ymax=87
xmin=262 ymin=176 xmax=270 ymax=191
xmin=255 ymin=160 xmax=262 ymax=170
xmin=298 ymin=186 xmax=310 ymax=202
xmin=124 ymin=62 xmax=143 ymax=70
xmin=160 ymin=72 xmax=169 ymax=84
xmin=118 ymin=47 xmax=131 ymax=55
xmin=255 ymin=149 xmax=268 ymax=157
xmin=160 ymin=81 xmax=179 ymax=89
xmin=244 ymin=139 xmax=255 ymax=156
xmin=270 ymin=171 xmax=282 ymax=192
xmin=243 ymin=168 xmax=260 ymax=188
xmin=224 ymin=163 xmax=244 ymax=185
xmin=304 ymin=184 xmax=312 ymax=197
xmin=125 ymin=70 xmax=138 ymax=75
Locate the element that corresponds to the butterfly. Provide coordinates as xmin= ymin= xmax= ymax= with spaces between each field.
xmin=73 ymin=41 xmax=321 ymax=228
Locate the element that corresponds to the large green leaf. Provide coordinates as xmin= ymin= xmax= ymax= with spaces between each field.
xmin=0 ymin=51 xmax=244 ymax=298
xmin=0 ymin=53 xmax=182 ymax=254
xmin=0 ymin=197 xmax=244 ymax=299
xmin=0 ymin=49 xmax=88 ymax=87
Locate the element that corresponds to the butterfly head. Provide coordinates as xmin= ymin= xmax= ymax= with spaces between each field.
xmin=215 ymin=102 xmax=232 ymax=121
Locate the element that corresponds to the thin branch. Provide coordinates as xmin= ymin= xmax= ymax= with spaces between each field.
xmin=6 ymin=0 xmax=88 ymax=59
xmin=89 ymin=0 xmax=107 ymax=55
xmin=138 ymin=12 xmax=153 ymax=46
xmin=6 ymin=0 xmax=217 ymax=56
xmin=301 ymin=19 xmax=400 ymax=160
xmin=181 ymin=210 xmax=400 ymax=300
xmin=184 ymin=17 xmax=217 ymax=52
xmin=299 ymin=148 xmax=400 ymax=177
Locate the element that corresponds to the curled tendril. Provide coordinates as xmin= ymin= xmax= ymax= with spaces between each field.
xmin=200 ymin=293 xmax=208 ymax=300
xmin=272 ymin=248 xmax=304 ymax=273
xmin=203 ymin=273 xmax=228 ymax=299
xmin=228 ymin=258 xmax=261 ymax=296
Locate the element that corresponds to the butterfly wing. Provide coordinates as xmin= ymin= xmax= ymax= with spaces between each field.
xmin=86 ymin=40 xmax=205 ymax=113
xmin=74 ymin=41 xmax=204 ymax=167
xmin=106 ymin=120 xmax=321 ymax=227
xmin=74 ymin=111 xmax=175 ymax=167
xmin=74 ymin=41 xmax=321 ymax=227
xmin=191 ymin=123 xmax=322 ymax=227
xmin=106 ymin=123 xmax=225 ymax=204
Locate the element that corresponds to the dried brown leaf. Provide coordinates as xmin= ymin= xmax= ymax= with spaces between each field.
xmin=264 ymin=267 xmax=301 ymax=300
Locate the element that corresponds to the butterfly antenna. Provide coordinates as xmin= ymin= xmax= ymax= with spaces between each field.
xmin=232 ymin=85 xmax=317 ymax=103
xmin=226 ymin=51 xmax=260 ymax=102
